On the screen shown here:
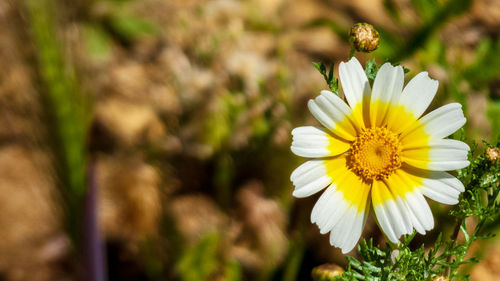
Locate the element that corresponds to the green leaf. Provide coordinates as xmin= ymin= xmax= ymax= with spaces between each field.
xmin=177 ymin=234 xmax=220 ymax=281
xmin=312 ymin=62 xmax=340 ymax=94
xmin=365 ymin=59 xmax=378 ymax=87
xmin=312 ymin=62 xmax=323 ymax=73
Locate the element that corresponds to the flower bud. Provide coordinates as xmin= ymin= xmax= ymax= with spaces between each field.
xmin=311 ymin=264 xmax=344 ymax=281
xmin=486 ymin=147 xmax=500 ymax=163
xmin=349 ymin=23 xmax=380 ymax=53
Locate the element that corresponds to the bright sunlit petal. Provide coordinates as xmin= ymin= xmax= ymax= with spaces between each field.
xmin=398 ymin=71 xmax=439 ymax=118
xmin=338 ymin=57 xmax=371 ymax=109
xmin=370 ymin=63 xmax=404 ymax=127
xmin=402 ymin=138 xmax=470 ymax=171
xmin=308 ymin=91 xmax=358 ymax=141
xmin=290 ymin=160 xmax=331 ymax=198
xmin=291 ymin=126 xmax=350 ymax=158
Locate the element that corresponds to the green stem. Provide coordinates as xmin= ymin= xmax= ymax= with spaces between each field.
xmin=445 ymin=220 xmax=462 ymax=277
xmin=282 ymin=239 xmax=305 ymax=281
xmin=348 ymin=47 xmax=356 ymax=59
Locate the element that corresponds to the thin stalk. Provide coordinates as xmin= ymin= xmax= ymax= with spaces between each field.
xmin=348 ymin=47 xmax=356 ymax=59
xmin=445 ymin=220 xmax=462 ymax=277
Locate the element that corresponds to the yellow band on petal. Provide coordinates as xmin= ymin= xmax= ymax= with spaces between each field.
xmin=400 ymin=126 xmax=432 ymax=170
xmin=371 ymin=169 xmax=425 ymax=206
xmin=326 ymin=135 xmax=351 ymax=156
xmin=325 ymin=157 xmax=370 ymax=213
xmin=371 ymin=100 xmax=419 ymax=133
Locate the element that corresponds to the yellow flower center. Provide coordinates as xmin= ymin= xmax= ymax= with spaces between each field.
xmin=348 ymin=127 xmax=401 ymax=181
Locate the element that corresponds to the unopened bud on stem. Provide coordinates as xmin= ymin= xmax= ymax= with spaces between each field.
xmin=349 ymin=23 xmax=380 ymax=53
xmin=486 ymin=147 xmax=500 ymax=163
xmin=311 ymin=264 xmax=344 ymax=281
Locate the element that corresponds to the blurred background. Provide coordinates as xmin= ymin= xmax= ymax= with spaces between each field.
xmin=0 ymin=0 xmax=499 ymax=280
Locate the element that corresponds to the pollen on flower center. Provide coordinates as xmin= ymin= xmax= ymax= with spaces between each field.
xmin=348 ymin=127 xmax=401 ymax=181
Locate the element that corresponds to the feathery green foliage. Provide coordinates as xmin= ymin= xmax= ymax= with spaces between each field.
xmin=177 ymin=234 xmax=242 ymax=281
xmin=364 ymin=59 xmax=379 ymax=87
xmin=313 ymin=62 xmax=339 ymax=94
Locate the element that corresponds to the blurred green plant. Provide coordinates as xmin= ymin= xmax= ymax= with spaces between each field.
xmin=463 ymin=38 xmax=500 ymax=90
xmin=177 ymin=234 xmax=220 ymax=281
xmin=487 ymin=101 xmax=500 ymax=143
xmin=26 ymin=0 xmax=89 ymax=243
xmin=82 ymin=0 xmax=159 ymax=59
xmin=385 ymin=0 xmax=473 ymax=61
xmin=177 ymin=234 xmax=242 ymax=281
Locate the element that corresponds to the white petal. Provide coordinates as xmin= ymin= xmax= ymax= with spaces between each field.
xmin=373 ymin=201 xmax=398 ymax=243
xmin=290 ymin=160 xmax=319 ymax=181
xmin=372 ymin=63 xmax=405 ymax=104
xmin=308 ymin=91 xmax=357 ymax=140
xmin=385 ymin=199 xmax=408 ymax=239
xmin=426 ymin=161 xmax=469 ymax=171
xmin=320 ymin=90 xmax=353 ymax=117
xmin=421 ymin=171 xmax=464 ymax=204
xmin=290 ymin=160 xmax=331 ymax=198
xmin=291 ymin=126 xmax=349 ymax=158
xmin=403 ymin=191 xmax=434 ymax=234
xmin=411 ymin=103 xmax=466 ymax=139
xmin=370 ymin=63 xmax=404 ymax=126
xmin=311 ymin=186 xmax=351 ymax=236
xmin=339 ymin=57 xmax=371 ymax=109
xmin=339 ymin=202 xmax=369 ymax=253
xmin=372 ymin=180 xmax=412 ymax=242
xmin=318 ymin=189 xmax=349 ymax=234
xmin=311 ymin=185 xmax=336 ymax=223
xmin=336 ymin=207 xmax=359 ymax=252
xmin=371 ymin=182 xmax=397 ymax=242
xmin=329 ymin=206 xmax=361 ymax=253
xmin=315 ymin=170 xmax=370 ymax=253
xmin=394 ymin=196 xmax=413 ymax=235
xmin=404 ymin=138 xmax=470 ymax=152
xmin=399 ymin=72 xmax=438 ymax=118
xmin=403 ymin=139 xmax=470 ymax=171
xmin=428 ymin=139 xmax=470 ymax=157
xmin=386 ymin=170 xmax=435 ymax=235
xmin=404 ymin=201 xmax=425 ymax=234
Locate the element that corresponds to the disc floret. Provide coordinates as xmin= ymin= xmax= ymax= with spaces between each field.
xmin=349 ymin=127 xmax=402 ymax=181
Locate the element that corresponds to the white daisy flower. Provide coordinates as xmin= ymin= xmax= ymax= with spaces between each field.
xmin=290 ymin=57 xmax=470 ymax=253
